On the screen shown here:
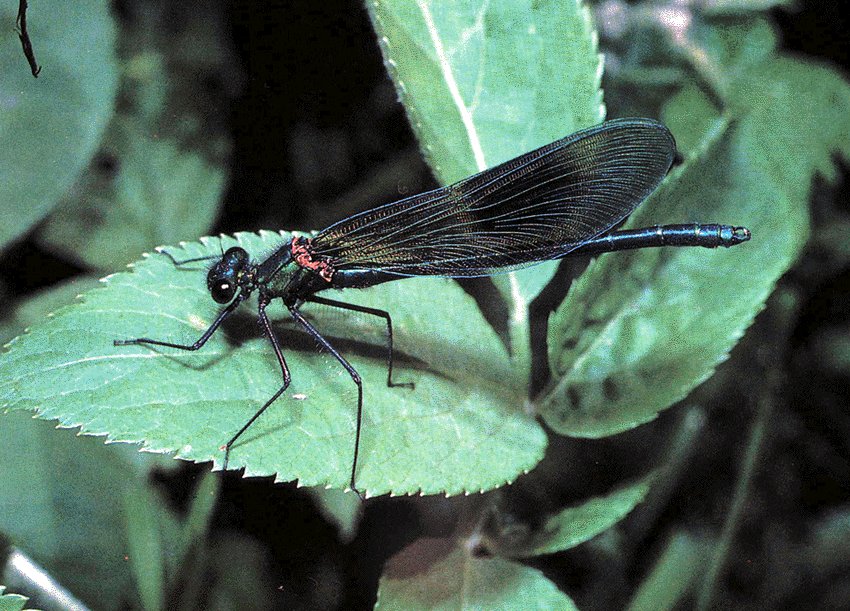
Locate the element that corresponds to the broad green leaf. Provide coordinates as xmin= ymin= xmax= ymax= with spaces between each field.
xmin=0 ymin=0 xmax=118 ymax=247
xmin=0 ymin=231 xmax=546 ymax=497
xmin=367 ymin=0 xmax=605 ymax=352
xmin=0 ymin=276 xmax=101 ymax=346
xmin=368 ymin=0 xmax=603 ymax=184
xmin=489 ymin=474 xmax=654 ymax=558
xmin=124 ymin=486 xmax=165 ymax=611
xmin=0 ymin=410 xmax=173 ymax=609
xmin=542 ymin=55 xmax=850 ymax=437
xmin=0 ymin=587 xmax=28 ymax=611
xmin=542 ymin=121 xmax=744 ymax=436
xmin=626 ymin=532 xmax=708 ymax=611
xmin=37 ymin=118 xmax=226 ymax=271
xmin=376 ymin=537 xmax=577 ymax=610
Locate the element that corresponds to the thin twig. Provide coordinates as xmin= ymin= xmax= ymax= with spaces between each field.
xmin=16 ymin=0 xmax=42 ymax=77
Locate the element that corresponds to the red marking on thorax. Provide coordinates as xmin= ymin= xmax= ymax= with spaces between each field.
xmin=291 ymin=237 xmax=335 ymax=282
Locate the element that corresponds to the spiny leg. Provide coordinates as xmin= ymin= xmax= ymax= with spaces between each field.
xmin=287 ymin=305 xmax=366 ymax=500
xmin=223 ymin=296 xmax=292 ymax=470
xmin=306 ymin=295 xmax=414 ymax=389
xmin=114 ymin=293 xmax=246 ymax=351
xmin=160 ymin=250 xmax=221 ymax=267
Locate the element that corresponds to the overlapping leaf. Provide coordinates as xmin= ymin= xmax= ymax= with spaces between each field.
xmin=542 ymin=53 xmax=850 ymax=437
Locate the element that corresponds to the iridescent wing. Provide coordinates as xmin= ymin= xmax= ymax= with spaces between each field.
xmin=311 ymin=118 xmax=675 ymax=278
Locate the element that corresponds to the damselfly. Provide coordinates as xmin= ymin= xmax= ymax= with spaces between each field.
xmin=115 ymin=118 xmax=750 ymax=497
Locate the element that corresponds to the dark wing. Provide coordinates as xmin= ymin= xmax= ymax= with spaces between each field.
xmin=311 ymin=118 xmax=676 ymax=277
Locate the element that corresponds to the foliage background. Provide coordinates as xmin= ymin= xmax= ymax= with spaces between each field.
xmin=1 ymin=0 xmax=850 ymax=609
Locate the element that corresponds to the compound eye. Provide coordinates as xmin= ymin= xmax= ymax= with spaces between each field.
xmin=223 ymin=247 xmax=249 ymax=267
xmin=210 ymin=280 xmax=236 ymax=304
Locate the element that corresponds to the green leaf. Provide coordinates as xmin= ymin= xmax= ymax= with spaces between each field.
xmin=658 ymin=84 xmax=719 ymax=157
xmin=376 ymin=537 xmax=577 ymax=610
xmin=726 ymin=56 xmax=850 ymax=186
xmin=124 ymin=486 xmax=165 ymax=611
xmin=367 ymin=0 xmax=605 ymax=352
xmin=127 ymin=472 xmax=217 ymax=610
xmin=0 ymin=410 xmax=172 ymax=609
xmin=368 ymin=0 xmax=603 ymax=184
xmin=0 ymin=587 xmax=28 ymax=611
xmin=0 ymin=0 xmax=118 ymax=247
xmin=542 ymin=54 xmax=850 ymax=437
xmin=542 ymin=121 xmax=746 ymax=436
xmin=0 ymin=231 xmax=546 ymax=497
xmin=688 ymin=15 xmax=778 ymax=99
xmin=178 ymin=471 xmax=219 ymax=563
xmin=491 ymin=474 xmax=654 ymax=558
xmin=706 ymin=16 xmax=777 ymax=73
xmin=0 ymin=276 xmax=101 ymax=347
xmin=626 ymin=532 xmax=708 ymax=611
xmin=37 ymin=118 xmax=226 ymax=271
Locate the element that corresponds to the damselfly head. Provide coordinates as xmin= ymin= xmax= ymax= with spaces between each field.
xmin=207 ymin=247 xmax=250 ymax=304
